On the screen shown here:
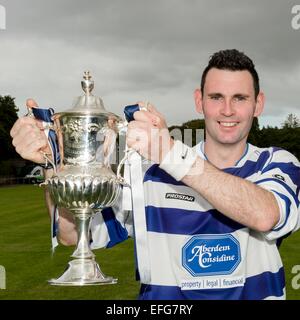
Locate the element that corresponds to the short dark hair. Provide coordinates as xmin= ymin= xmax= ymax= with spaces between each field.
xmin=201 ymin=49 xmax=260 ymax=98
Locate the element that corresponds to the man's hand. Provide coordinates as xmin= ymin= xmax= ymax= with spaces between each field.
xmin=10 ymin=99 xmax=51 ymax=164
xmin=126 ymin=102 xmax=174 ymax=163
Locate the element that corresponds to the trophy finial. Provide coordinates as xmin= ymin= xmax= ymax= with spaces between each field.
xmin=81 ymin=71 xmax=94 ymax=95
xmin=83 ymin=71 xmax=91 ymax=80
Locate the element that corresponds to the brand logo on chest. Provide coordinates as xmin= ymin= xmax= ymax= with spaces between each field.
xmin=182 ymin=234 xmax=241 ymax=276
xmin=165 ymin=193 xmax=195 ymax=202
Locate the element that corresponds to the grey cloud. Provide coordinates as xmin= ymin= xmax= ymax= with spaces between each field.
xmin=0 ymin=0 xmax=299 ymax=126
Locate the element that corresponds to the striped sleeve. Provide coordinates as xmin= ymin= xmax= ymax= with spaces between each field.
xmin=90 ymin=191 xmax=131 ymax=249
xmin=254 ymin=148 xmax=300 ymax=240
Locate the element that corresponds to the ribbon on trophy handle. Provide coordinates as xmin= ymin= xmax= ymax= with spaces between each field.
xmin=26 ymin=104 xmax=59 ymax=172
xmin=118 ymin=103 xmax=151 ymax=284
xmin=26 ymin=104 xmax=60 ymax=250
xmin=116 ymin=103 xmax=148 ymax=185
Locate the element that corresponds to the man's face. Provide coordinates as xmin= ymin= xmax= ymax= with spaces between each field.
xmin=195 ymin=68 xmax=264 ymax=146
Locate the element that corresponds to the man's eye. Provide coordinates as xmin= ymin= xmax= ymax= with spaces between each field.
xmin=234 ymin=96 xmax=246 ymax=101
xmin=210 ymin=96 xmax=221 ymax=100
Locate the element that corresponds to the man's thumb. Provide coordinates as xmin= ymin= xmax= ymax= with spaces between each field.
xmin=26 ymin=98 xmax=38 ymax=109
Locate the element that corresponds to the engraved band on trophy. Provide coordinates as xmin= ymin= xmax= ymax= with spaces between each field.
xmin=45 ymin=72 xmax=127 ymax=286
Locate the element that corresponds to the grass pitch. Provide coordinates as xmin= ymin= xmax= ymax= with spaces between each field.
xmin=0 ymin=185 xmax=139 ymax=300
xmin=0 ymin=185 xmax=299 ymax=300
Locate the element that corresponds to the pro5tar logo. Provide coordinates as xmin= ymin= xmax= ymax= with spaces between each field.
xmin=291 ymin=265 xmax=300 ymax=290
xmin=292 ymin=5 xmax=300 ymax=30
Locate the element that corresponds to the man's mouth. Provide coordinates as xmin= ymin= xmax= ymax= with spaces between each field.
xmin=218 ymin=121 xmax=239 ymax=127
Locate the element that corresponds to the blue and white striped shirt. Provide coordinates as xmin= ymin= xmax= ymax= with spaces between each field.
xmin=91 ymin=143 xmax=300 ymax=300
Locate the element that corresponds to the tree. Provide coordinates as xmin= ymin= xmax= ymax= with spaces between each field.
xmin=168 ymin=114 xmax=299 ymax=159
xmin=0 ymin=95 xmax=19 ymax=160
xmin=248 ymin=117 xmax=261 ymax=146
xmin=169 ymin=118 xmax=205 ymax=146
xmin=282 ymin=113 xmax=300 ymax=129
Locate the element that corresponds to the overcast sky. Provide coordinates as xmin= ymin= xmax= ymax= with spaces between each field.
xmin=0 ymin=0 xmax=299 ymax=127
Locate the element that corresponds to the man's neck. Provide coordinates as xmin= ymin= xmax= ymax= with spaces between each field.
xmin=203 ymin=138 xmax=248 ymax=169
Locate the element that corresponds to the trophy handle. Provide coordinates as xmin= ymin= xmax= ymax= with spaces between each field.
xmin=116 ymin=148 xmax=134 ymax=187
xmin=26 ymin=105 xmax=58 ymax=174
xmin=115 ymin=103 xmax=150 ymax=186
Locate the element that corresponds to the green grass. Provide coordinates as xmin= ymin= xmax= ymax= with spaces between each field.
xmin=280 ymin=231 xmax=300 ymax=299
xmin=0 ymin=185 xmax=299 ymax=300
xmin=0 ymin=185 xmax=139 ymax=300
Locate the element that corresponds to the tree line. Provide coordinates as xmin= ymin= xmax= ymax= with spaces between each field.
xmin=169 ymin=115 xmax=300 ymax=160
xmin=0 ymin=95 xmax=299 ymax=178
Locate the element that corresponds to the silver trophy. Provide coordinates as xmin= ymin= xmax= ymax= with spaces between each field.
xmin=45 ymin=72 xmax=127 ymax=286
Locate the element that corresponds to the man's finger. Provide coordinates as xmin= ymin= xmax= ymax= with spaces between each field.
xmin=136 ymin=101 xmax=166 ymax=127
xmin=12 ymin=124 xmax=46 ymax=148
xmin=18 ymin=139 xmax=49 ymax=163
xmin=26 ymin=98 xmax=38 ymax=109
xmin=133 ymin=110 xmax=159 ymax=125
xmin=126 ymin=135 xmax=143 ymax=153
xmin=137 ymin=101 xmax=162 ymax=116
xmin=10 ymin=117 xmax=44 ymax=137
xmin=145 ymin=103 xmax=163 ymax=118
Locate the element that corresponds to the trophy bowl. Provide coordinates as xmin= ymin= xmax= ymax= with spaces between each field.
xmin=46 ymin=72 xmax=125 ymax=285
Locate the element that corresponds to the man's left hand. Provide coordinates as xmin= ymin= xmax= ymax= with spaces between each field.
xmin=126 ymin=102 xmax=174 ymax=163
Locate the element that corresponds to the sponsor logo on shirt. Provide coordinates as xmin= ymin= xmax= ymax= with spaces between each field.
xmin=182 ymin=234 xmax=241 ymax=276
xmin=181 ymin=275 xmax=245 ymax=290
xmin=272 ymin=174 xmax=285 ymax=182
xmin=165 ymin=193 xmax=195 ymax=202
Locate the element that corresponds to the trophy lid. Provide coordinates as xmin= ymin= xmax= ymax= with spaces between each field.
xmin=53 ymin=71 xmax=122 ymax=120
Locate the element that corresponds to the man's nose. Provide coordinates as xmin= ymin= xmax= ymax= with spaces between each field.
xmin=220 ymin=99 xmax=235 ymax=116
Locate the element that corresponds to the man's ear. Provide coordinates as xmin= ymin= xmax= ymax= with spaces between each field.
xmin=254 ymin=91 xmax=265 ymax=117
xmin=194 ymin=89 xmax=203 ymax=114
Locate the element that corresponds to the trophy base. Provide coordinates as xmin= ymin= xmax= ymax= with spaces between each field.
xmin=48 ymin=258 xmax=117 ymax=286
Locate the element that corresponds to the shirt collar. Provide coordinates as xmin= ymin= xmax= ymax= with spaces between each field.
xmin=197 ymin=141 xmax=250 ymax=168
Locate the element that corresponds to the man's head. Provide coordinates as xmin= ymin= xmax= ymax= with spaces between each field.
xmin=201 ymin=49 xmax=260 ymax=99
xmin=194 ymin=49 xmax=264 ymax=147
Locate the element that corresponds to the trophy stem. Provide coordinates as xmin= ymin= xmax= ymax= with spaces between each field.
xmin=48 ymin=208 xmax=117 ymax=286
xmin=71 ymin=209 xmax=95 ymax=259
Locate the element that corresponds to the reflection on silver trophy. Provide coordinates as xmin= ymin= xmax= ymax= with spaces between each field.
xmin=45 ymin=72 xmax=127 ymax=285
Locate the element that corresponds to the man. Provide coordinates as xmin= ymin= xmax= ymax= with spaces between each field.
xmin=10 ymin=49 xmax=300 ymax=299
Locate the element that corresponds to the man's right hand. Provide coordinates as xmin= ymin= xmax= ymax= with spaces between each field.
xmin=10 ymin=99 xmax=51 ymax=164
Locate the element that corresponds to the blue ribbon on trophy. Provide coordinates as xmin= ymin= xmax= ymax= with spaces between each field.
xmin=30 ymin=107 xmax=60 ymax=250
xmin=122 ymin=104 xmax=151 ymax=284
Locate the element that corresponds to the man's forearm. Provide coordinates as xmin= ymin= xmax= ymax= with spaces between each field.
xmin=182 ymin=157 xmax=280 ymax=232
